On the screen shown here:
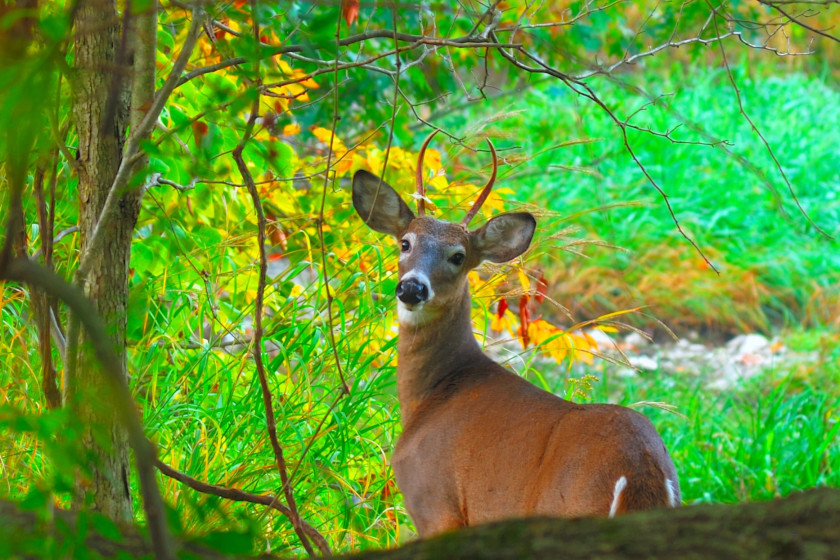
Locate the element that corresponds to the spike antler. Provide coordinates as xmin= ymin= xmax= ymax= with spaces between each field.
xmin=415 ymin=129 xmax=440 ymax=216
xmin=461 ymin=139 xmax=497 ymax=227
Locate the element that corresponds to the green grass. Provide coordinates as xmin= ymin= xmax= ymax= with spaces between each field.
xmin=557 ymin=327 xmax=840 ymax=506
xmin=444 ymin=64 xmax=840 ymax=333
xmin=2 ymin=63 xmax=840 ymax=557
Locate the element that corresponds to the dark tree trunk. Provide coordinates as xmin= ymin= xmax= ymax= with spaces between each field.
xmin=68 ymin=0 xmax=148 ymax=524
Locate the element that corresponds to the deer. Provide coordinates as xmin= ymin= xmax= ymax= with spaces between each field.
xmin=351 ymin=130 xmax=680 ymax=537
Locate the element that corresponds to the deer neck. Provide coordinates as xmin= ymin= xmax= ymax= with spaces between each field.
xmin=396 ymin=282 xmax=488 ymax=426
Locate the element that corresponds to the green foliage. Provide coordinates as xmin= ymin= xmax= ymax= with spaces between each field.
xmin=565 ymin=330 xmax=840 ymax=505
xmin=1 ymin=1 xmax=839 ymax=558
xmin=444 ymin=65 xmax=840 ymax=333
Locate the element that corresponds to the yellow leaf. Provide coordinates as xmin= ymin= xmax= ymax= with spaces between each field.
xmin=299 ymin=76 xmax=320 ymax=89
xmin=424 ymin=148 xmax=442 ymax=173
xmin=581 ymin=330 xmax=599 ymax=351
xmin=491 ymin=309 xmax=517 ymax=339
xmin=310 ymin=126 xmax=345 ymax=150
xmin=518 ymin=269 xmax=531 ymax=292
xmin=428 ymin=173 xmax=449 ymax=192
xmin=277 ymin=57 xmax=294 ymax=75
xmin=283 ymin=123 xmax=300 ymax=136
xmin=334 ymin=152 xmax=354 ymax=175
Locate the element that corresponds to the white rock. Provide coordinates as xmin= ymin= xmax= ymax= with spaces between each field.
xmin=624 ymin=332 xmax=651 ymax=349
xmin=727 ymin=334 xmax=769 ymax=356
xmin=585 ymin=328 xmax=615 ymax=348
xmin=616 ymin=367 xmax=638 ymax=378
xmin=628 ymin=355 xmax=659 ymax=371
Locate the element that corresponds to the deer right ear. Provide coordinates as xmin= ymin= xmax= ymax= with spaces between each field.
xmin=470 ymin=212 xmax=536 ymax=263
xmin=353 ymin=170 xmax=416 ymax=237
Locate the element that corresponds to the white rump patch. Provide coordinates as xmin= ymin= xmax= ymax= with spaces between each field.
xmin=665 ymin=478 xmax=677 ymax=507
xmin=608 ymin=475 xmax=627 ymax=518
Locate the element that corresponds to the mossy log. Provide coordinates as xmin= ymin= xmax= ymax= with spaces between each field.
xmin=1 ymin=487 xmax=838 ymax=559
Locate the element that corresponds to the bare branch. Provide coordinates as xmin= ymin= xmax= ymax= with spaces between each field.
xmin=489 ymin=33 xmax=719 ymax=271
xmin=706 ymin=1 xmax=833 ymax=239
xmin=759 ymin=0 xmax=840 ymax=44
xmin=154 ymin=460 xmax=331 ymax=556
xmin=230 ymin=5 xmax=319 ymax=555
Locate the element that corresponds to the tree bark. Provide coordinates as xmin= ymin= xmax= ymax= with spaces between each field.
xmin=68 ymin=0 xmax=151 ymax=524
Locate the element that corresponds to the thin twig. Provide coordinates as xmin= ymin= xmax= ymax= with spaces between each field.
xmin=759 ymin=0 xmax=840 ymax=44
xmin=707 ymin=1 xmax=833 ymax=239
xmin=155 ymin=460 xmax=332 ymax=556
xmin=230 ymin=3 xmax=319 ymax=556
xmin=315 ymin=10 xmax=352 ymax=396
xmin=490 ymin=33 xmax=719 ymax=271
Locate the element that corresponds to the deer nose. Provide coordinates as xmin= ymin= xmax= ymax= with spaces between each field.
xmin=396 ymin=278 xmax=428 ymax=305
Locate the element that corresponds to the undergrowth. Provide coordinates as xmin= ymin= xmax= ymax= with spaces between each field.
xmin=446 ymin=63 xmax=840 ymax=334
xmin=2 ymin=63 xmax=839 ymax=557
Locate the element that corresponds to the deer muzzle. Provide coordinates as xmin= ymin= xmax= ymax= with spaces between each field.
xmin=396 ymin=278 xmax=429 ymax=306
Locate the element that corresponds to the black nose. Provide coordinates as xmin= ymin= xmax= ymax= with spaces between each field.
xmin=396 ymin=278 xmax=428 ymax=305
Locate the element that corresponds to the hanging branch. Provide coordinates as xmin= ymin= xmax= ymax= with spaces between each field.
xmin=155 ymin=460 xmax=331 ymax=556
xmin=229 ymin=3 xmax=320 ymax=556
xmin=315 ymin=9 xmax=353 ymax=396
xmin=706 ymin=1 xmax=833 ymax=240
xmin=0 ymin=173 xmax=175 ymax=560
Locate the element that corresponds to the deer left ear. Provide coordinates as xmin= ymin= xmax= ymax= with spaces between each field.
xmin=470 ymin=212 xmax=536 ymax=263
xmin=352 ymin=170 xmax=416 ymax=237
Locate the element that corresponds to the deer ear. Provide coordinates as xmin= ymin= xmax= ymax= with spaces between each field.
xmin=470 ymin=213 xmax=536 ymax=263
xmin=353 ymin=170 xmax=416 ymax=237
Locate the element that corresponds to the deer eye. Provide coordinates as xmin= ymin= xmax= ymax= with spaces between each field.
xmin=449 ymin=252 xmax=465 ymax=266
xmin=400 ymin=239 xmax=411 ymax=252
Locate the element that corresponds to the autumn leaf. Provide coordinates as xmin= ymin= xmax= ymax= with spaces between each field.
xmin=518 ymin=295 xmax=531 ymax=348
xmin=192 ymin=121 xmax=209 ymax=147
xmin=341 ymin=0 xmax=359 ymax=26
xmin=311 ymin=126 xmax=345 ymax=150
xmin=536 ymin=272 xmax=548 ymax=303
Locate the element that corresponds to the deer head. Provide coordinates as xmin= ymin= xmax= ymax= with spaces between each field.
xmin=352 ymin=131 xmax=536 ymax=327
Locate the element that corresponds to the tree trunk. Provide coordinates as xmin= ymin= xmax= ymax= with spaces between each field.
xmin=68 ymin=0 xmax=149 ymax=524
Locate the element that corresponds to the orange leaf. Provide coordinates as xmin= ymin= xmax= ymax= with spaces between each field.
xmin=283 ymin=123 xmax=301 ymax=136
xmin=536 ymin=273 xmax=548 ymax=304
xmin=192 ymin=121 xmax=208 ymax=146
xmin=341 ymin=0 xmax=359 ymax=26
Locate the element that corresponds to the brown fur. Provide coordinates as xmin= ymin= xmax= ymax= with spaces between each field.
xmin=352 ymin=169 xmax=680 ymax=537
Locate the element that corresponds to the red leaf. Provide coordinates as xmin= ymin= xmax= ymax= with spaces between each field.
xmin=192 ymin=121 xmax=209 ymax=147
xmin=341 ymin=0 xmax=359 ymax=26
xmin=518 ymin=296 xmax=531 ymax=347
xmin=496 ymin=298 xmax=509 ymax=318
xmin=536 ymin=273 xmax=548 ymax=304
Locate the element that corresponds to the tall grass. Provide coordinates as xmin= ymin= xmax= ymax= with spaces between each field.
xmin=510 ymin=327 xmax=840 ymax=507
xmin=447 ymin=65 xmax=840 ymax=333
xmin=2 ymin=64 xmax=839 ymax=557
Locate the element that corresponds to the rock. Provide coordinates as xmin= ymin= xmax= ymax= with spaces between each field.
xmin=628 ymin=355 xmax=659 ymax=371
xmin=623 ymin=332 xmax=651 ymax=350
xmin=726 ymin=334 xmax=769 ymax=357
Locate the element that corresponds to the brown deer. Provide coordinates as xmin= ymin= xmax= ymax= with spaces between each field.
xmin=352 ymin=131 xmax=680 ymax=537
